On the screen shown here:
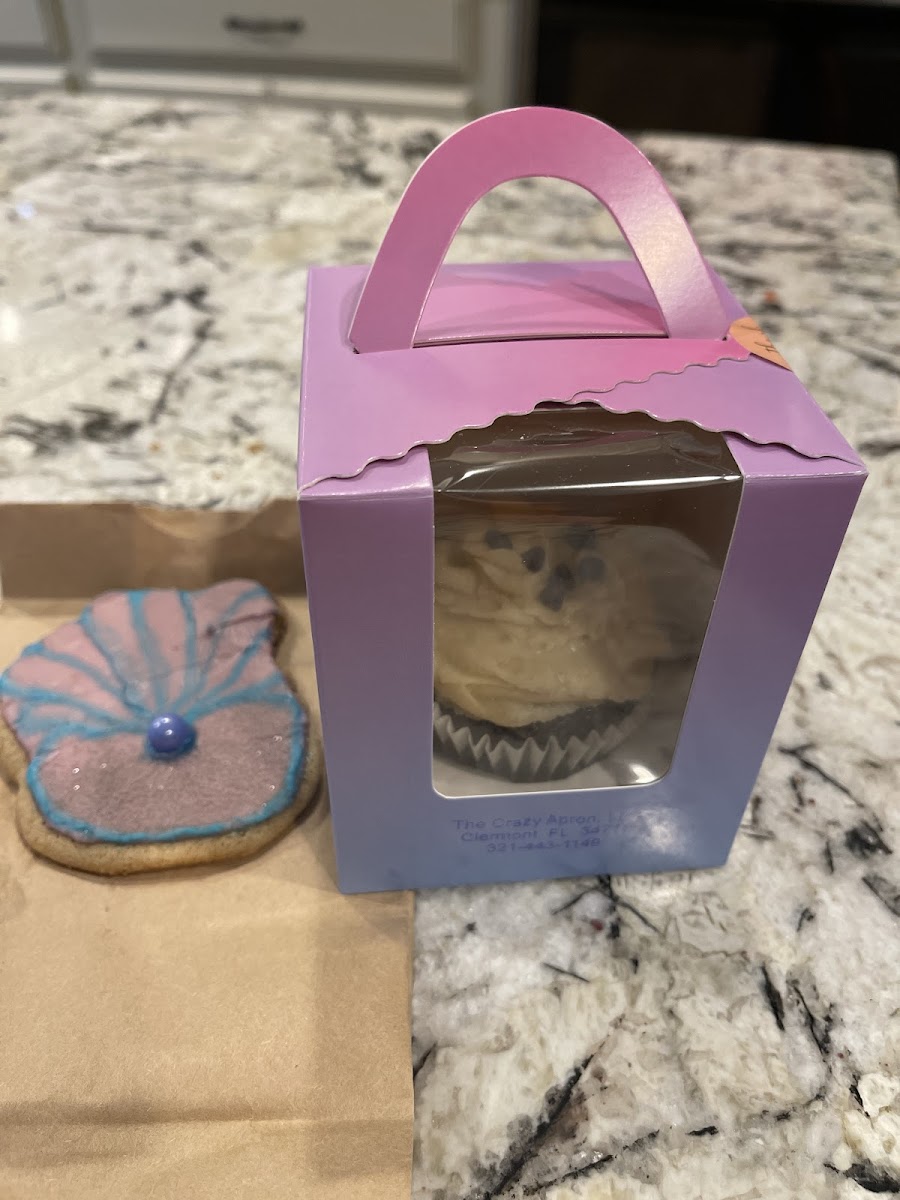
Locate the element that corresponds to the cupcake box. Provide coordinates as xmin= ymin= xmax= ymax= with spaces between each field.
xmin=298 ymin=107 xmax=866 ymax=894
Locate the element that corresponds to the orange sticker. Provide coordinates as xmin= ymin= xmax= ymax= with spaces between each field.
xmin=729 ymin=316 xmax=791 ymax=370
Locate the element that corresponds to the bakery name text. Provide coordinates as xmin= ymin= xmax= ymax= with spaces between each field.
xmin=454 ymin=814 xmax=602 ymax=842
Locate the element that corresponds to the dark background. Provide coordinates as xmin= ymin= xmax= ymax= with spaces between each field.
xmin=534 ymin=0 xmax=900 ymax=158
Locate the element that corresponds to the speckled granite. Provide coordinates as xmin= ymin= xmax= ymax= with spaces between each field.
xmin=1 ymin=93 xmax=898 ymax=1199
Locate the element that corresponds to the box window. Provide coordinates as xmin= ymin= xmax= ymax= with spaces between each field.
xmin=430 ymin=406 xmax=742 ymax=797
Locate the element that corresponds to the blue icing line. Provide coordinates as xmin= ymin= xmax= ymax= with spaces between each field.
xmin=193 ymin=583 xmax=270 ymax=693
xmin=16 ymin=715 xmax=145 ymax=740
xmin=172 ymin=590 xmax=200 ymax=710
xmin=128 ymin=591 xmax=168 ymax=712
xmin=21 ymin=718 xmax=145 ymax=743
xmin=79 ymin=605 xmax=146 ymax=711
xmin=0 ymin=680 xmax=134 ymax=729
xmin=183 ymin=676 xmax=288 ymax=722
xmin=190 ymin=624 xmax=272 ymax=708
xmin=27 ymin=699 xmax=308 ymax=844
xmin=21 ymin=645 xmax=124 ymax=706
xmin=79 ymin=606 xmax=128 ymax=689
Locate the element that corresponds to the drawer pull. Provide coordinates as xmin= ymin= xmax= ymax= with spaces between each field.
xmin=223 ymin=15 xmax=305 ymax=36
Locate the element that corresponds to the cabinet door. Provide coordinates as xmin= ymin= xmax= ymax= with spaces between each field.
xmin=0 ymin=0 xmax=49 ymax=50
xmin=84 ymin=0 xmax=460 ymax=70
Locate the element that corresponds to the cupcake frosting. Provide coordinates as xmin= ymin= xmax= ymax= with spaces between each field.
xmin=434 ymin=520 xmax=673 ymax=728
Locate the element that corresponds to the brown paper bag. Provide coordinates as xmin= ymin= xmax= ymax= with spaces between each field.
xmin=0 ymin=503 xmax=414 ymax=1200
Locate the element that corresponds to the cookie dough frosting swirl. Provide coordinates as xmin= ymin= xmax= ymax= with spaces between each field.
xmin=434 ymin=519 xmax=671 ymax=727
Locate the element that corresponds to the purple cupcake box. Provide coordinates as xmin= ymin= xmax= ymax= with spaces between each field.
xmin=298 ymin=107 xmax=865 ymax=894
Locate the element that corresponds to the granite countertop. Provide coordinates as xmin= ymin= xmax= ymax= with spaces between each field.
xmin=1 ymin=93 xmax=899 ymax=1199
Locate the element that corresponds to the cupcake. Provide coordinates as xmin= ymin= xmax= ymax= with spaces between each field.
xmin=433 ymin=517 xmax=672 ymax=782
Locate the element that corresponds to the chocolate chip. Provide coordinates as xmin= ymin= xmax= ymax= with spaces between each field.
xmin=484 ymin=529 xmax=513 ymax=550
xmin=576 ymin=556 xmax=606 ymax=583
xmin=538 ymin=564 xmax=575 ymax=612
xmin=521 ymin=545 xmax=545 ymax=573
xmin=554 ymin=564 xmax=576 ymax=590
xmin=564 ymin=526 xmax=596 ymax=551
xmin=539 ymin=578 xmax=565 ymax=611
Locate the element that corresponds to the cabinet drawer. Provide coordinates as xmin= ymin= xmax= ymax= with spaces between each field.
xmin=84 ymin=0 xmax=460 ymax=69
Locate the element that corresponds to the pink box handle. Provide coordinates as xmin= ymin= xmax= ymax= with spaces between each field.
xmin=350 ymin=107 xmax=729 ymax=352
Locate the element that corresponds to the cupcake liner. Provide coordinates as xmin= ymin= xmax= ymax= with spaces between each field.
xmin=433 ymin=699 xmax=647 ymax=784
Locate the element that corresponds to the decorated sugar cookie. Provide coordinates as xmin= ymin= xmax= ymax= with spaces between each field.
xmin=0 ymin=580 xmax=321 ymax=874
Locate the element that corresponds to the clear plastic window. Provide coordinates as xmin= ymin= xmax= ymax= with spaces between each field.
xmin=429 ymin=406 xmax=742 ymax=797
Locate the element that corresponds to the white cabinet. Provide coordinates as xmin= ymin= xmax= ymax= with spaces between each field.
xmin=0 ymin=0 xmax=67 ymax=89
xmin=0 ymin=0 xmax=49 ymax=50
xmin=84 ymin=0 xmax=460 ymax=70
xmin=26 ymin=0 xmax=534 ymax=117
